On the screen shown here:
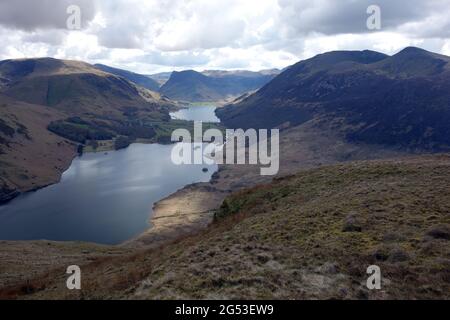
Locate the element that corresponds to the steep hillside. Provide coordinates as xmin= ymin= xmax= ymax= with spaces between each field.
xmin=148 ymin=72 xmax=172 ymax=86
xmin=0 ymin=58 xmax=168 ymax=116
xmin=217 ymin=47 xmax=450 ymax=152
xmin=0 ymin=58 xmax=177 ymax=203
xmin=0 ymin=94 xmax=75 ymax=203
xmin=7 ymin=155 xmax=450 ymax=300
xmin=160 ymin=69 xmax=277 ymax=102
xmin=94 ymin=64 xmax=161 ymax=91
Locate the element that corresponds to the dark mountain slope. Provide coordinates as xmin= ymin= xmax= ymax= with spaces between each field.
xmin=217 ymin=47 xmax=450 ymax=151
xmin=373 ymin=47 xmax=450 ymax=77
xmin=160 ymin=69 xmax=277 ymax=102
xmin=94 ymin=64 xmax=161 ymax=91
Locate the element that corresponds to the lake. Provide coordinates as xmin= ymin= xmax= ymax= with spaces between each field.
xmin=0 ymin=105 xmax=220 ymax=245
xmin=170 ymin=104 xmax=220 ymax=123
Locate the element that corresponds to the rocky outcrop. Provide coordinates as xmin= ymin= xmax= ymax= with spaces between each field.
xmin=0 ymin=182 xmax=19 ymax=204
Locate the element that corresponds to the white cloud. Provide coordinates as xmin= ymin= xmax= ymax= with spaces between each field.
xmin=1 ymin=0 xmax=450 ymax=73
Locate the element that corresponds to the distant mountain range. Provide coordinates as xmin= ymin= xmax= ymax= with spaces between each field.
xmin=94 ymin=66 xmax=280 ymax=103
xmin=147 ymin=72 xmax=173 ymax=86
xmin=217 ymin=47 xmax=450 ymax=152
xmin=159 ymin=69 xmax=279 ymax=102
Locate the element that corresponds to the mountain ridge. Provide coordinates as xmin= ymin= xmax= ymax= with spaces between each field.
xmin=217 ymin=47 xmax=450 ymax=152
xmin=160 ymin=69 xmax=278 ymax=102
xmin=94 ymin=63 xmax=161 ymax=91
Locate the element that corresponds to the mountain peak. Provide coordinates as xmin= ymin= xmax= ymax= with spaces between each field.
xmin=375 ymin=46 xmax=450 ymax=77
xmin=217 ymin=47 xmax=450 ymax=151
xmin=160 ymin=69 xmax=276 ymax=102
xmin=395 ymin=46 xmax=433 ymax=57
xmin=315 ymin=50 xmax=388 ymax=64
xmin=393 ymin=46 xmax=450 ymax=62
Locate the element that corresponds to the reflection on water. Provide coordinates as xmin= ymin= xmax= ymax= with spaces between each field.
xmin=170 ymin=104 xmax=220 ymax=123
xmin=0 ymin=143 xmax=217 ymax=244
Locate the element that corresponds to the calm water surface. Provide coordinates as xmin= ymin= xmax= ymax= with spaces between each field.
xmin=0 ymin=106 xmax=220 ymax=244
xmin=170 ymin=104 xmax=220 ymax=123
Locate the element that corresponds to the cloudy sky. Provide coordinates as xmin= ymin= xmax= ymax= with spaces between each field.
xmin=1 ymin=0 xmax=450 ymax=74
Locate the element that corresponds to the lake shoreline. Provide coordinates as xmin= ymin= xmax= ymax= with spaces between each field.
xmin=0 ymin=103 xmax=223 ymax=245
xmin=0 ymin=147 xmax=77 ymax=206
xmin=124 ymin=169 xmax=228 ymax=248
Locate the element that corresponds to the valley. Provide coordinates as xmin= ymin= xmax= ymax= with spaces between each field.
xmin=159 ymin=69 xmax=278 ymax=103
xmin=0 ymin=47 xmax=450 ymax=300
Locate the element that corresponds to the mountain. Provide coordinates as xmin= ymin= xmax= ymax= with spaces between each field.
xmin=159 ymin=69 xmax=278 ymax=102
xmin=201 ymin=69 xmax=280 ymax=78
xmin=94 ymin=63 xmax=161 ymax=91
xmin=0 ymin=58 xmax=174 ymax=203
xmin=217 ymin=47 xmax=450 ymax=152
xmin=0 ymin=58 xmax=168 ymax=114
xmin=148 ymin=72 xmax=172 ymax=86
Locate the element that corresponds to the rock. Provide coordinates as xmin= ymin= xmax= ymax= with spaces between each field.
xmin=372 ymin=247 xmax=389 ymax=261
xmin=315 ymin=262 xmax=339 ymax=274
xmin=342 ymin=213 xmax=362 ymax=232
xmin=0 ymin=186 xmax=20 ymax=204
xmin=426 ymin=224 xmax=450 ymax=240
xmin=388 ymin=248 xmax=411 ymax=263
xmin=265 ymin=260 xmax=283 ymax=271
xmin=256 ymin=253 xmax=271 ymax=264
xmin=202 ymin=168 xmax=209 ymax=173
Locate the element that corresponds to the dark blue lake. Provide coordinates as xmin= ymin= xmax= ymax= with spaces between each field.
xmin=0 ymin=106 xmax=219 ymax=245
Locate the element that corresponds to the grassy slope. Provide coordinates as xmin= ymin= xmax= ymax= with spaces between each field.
xmin=9 ymin=155 xmax=449 ymax=300
xmin=0 ymin=95 xmax=76 ymax=201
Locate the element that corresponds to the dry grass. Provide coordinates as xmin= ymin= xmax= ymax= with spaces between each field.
xmin=3 ymin=155 xmax=449 ymax=300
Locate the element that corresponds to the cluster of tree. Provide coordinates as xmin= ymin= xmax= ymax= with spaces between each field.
xmin=48 ymin=116 xmax=157 ymax=150
xmin=109 ymin=121 xmax=156 ymax=139
xmin=47 ymin=119 xmax=114 ymax=143
xmin=114 ymin=136 xmax=133 ymax=150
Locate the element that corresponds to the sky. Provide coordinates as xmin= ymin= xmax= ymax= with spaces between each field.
xmin=1 ymin=0 xmax=450 ymax=74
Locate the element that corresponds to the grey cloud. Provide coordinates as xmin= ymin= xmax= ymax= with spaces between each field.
xmin=0 ymin=0 xmax=97 ymax=31
xmin=277 ymin=0 xmax=450 ymax=37
xmin=94 ymin=0 xmax=247 ymax=51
